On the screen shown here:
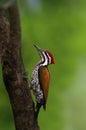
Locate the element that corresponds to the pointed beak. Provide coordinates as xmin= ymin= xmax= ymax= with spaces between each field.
xmin=34 ymin=45 xmax=42 ymax=54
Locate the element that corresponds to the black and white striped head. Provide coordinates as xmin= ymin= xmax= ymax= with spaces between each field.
xmin=34 ymin=45 xmax=54 ymax=66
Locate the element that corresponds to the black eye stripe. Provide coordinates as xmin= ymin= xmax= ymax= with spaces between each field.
xmin=45 ymin=52 xmax=49 ymax=64
xmin=39 ymin=51 xmax=50 ymax=66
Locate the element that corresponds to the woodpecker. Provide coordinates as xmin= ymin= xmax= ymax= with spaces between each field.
xmin=30 ymin=45 xmax=54 ymax=119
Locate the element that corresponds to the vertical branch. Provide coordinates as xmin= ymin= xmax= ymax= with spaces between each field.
xmin=0 ymin=10 xmax=10 ymax=62
xmin=0 ymin=0 xmax=40 ymax=130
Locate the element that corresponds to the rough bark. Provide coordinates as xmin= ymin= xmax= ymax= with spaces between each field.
xmin=0 ymin=0 xmax=40 ymax=130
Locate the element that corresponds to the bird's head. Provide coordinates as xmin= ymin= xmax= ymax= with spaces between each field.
xmin=34 ymin=45 xmax=54 ymax=66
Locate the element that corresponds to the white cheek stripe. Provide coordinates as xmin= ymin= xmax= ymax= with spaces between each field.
xmin=42 ymin=52 xmax=48 ymax=66
xmin=47 ymin=53 xmax=51 ymax=64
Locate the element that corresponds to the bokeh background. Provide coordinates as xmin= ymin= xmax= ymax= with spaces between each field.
xmin=0 ymin=0 xmax=86 ymax=130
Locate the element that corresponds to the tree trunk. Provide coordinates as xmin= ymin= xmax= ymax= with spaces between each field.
xmin=0 ymin=0 xmax=40 ymax=130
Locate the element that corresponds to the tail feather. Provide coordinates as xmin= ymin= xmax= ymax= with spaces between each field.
xmin=35 ymin=101 xmax=46 ymax=120
xmin=43 ymin=103 xmax=46 ymax=110
xmin=35 ymin=103 xmax=41 ymax=119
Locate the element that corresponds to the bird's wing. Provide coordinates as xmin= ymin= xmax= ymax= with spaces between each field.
xmin=38 ymin=66 xmax=50 ymax=104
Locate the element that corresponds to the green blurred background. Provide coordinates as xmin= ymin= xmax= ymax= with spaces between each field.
xmin=0 ymin=0 xmax=86 ymax=130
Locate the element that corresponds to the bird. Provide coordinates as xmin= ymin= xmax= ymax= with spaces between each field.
xmin=30 ymin=45 xmax=54 ymax=119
